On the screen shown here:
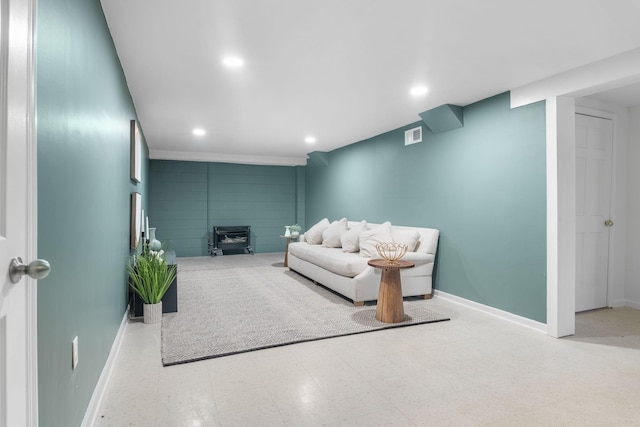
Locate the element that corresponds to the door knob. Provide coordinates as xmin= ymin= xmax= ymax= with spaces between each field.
xmin=9 ymin=257 xmax=51 ymax=283
xmin=604 ymin=219 xmax=614 ymax=227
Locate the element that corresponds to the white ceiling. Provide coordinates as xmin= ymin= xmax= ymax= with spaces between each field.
xmin=100 ymin=0 xmax=640 ymax=166
xmin=587 ymin=82 xmax=640 ymax=107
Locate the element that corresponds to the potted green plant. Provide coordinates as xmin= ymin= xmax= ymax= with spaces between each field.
xmin=127 ymin=250 xmax=177 ymax=324
xmin=290 ymin=224 xmax=302 ymax=237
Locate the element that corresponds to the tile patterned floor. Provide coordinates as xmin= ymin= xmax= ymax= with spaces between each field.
xmin=94 ymin=297 xmax=640 ymax=426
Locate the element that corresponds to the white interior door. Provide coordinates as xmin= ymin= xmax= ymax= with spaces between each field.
xmin=0 ymin=0 xmax=39 ymax=426
xmin=575 ymin=113 xmax=613 ymax=312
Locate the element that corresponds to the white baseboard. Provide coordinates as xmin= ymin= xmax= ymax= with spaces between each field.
xmin=81 ymin=310 xmax=129 ymax=427
xmin=434 ymin=290 xmax=548 ymax=334
xmin=610 ymin=298 xmax=627 ymax=308
xmin=625 ymin=298 xmax=640 ymax=310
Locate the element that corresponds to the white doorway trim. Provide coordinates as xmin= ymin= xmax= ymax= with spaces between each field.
xmin=546 ymin=97 xmax=576 ymax=338
xmin=544 ymin=100 xmax=624 ymax=337
xmin=24 ymin=0 xmax=38 ymax=424
xmin=0 ymin=0 xmax=38 ymax=423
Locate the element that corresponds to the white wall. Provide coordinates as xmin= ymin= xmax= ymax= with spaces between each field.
xmin=626 ymin=106 xmax=640 ymax=308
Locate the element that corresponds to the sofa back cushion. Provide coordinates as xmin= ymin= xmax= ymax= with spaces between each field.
xmin=361 ymin=222 xmax=439 ymax=256
xmin=304 ymin=218 xmax=330 ymax=245
xmin=392 ymin=228 xmax=421 ymax=252
xmin=341 ymin=220 xmax=368 ymax=253
xmin=359 ymin=221 xmax=393 ymax=258
xmin=322 ymin=218 xmax=348 ymax=248
xmin=414 ymin=228 xmax=439 ymax=255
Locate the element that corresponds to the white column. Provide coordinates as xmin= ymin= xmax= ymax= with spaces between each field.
xmin=546 ymin=96 xmax=576 ymax=338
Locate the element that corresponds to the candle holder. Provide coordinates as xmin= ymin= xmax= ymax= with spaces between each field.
xmin=141 ymin=231 xmax=150 ymax=255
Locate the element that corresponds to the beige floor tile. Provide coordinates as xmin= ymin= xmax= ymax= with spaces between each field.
xmin=94 ymin=259 xmax=640 ymax=427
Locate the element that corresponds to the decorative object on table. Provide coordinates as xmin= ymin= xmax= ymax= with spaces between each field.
xmin=127 ymin=250 xmax=177 ymax=324
xmin=148 ymin=227 xmax=162 ymax=251
xmin=284 ymin=225 xmax=291 ymax=237
xmin=130 ymin=119 xmax=142 ymax=183
xmin=375 ymin=242 xmax=408 ymax=264
xmin=130 ymin=192 xmax=142 ymax=250
xmin=289 ymin=224 xmax=302 ymax=236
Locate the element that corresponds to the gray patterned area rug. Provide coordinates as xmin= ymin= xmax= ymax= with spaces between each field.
xmin=161 ymin=253 xmax=449 ymax=366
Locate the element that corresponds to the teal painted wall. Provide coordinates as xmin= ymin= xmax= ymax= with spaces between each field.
xmin=149 ymin=161 xmax=208 ymax=255
xmin=36 ymin=0 xmax=147 ymax=426
xmin=305 ymin=93 xmax=547 ymax=322
xmin=149 ymin=160 xmax=299 ymax=256
xmin=295 ymin=166 xmax=306 ymax=227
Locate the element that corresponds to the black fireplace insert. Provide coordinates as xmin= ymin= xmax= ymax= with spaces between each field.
xmin=210 ymin=225 xmax=253 ymax=255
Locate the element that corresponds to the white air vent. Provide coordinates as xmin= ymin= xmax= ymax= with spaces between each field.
xmin=404 ymin=126 xmax=422 ymax=146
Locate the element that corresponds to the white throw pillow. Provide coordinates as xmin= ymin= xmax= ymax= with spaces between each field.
xmin=392 ymin=229 xmax=421 ymax=252
xmin=303 ymin=218 xmax=330 ymax=245
xmin=341 ymin=221 xmax=368 ymax=253
xmin=322 ymin=218 xmax=348 ymax=248
xmin=359 ymin=221 xmax=393 ymax=258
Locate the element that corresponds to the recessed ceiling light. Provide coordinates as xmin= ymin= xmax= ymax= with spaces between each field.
xmin=222 ymin=57 xmax=244 ymax=67
xmin=410 ymin=86 xmax=429 ymax=96
xmin=305 ymin=136 xmax=316 ymax=144
xmin=193 ymin=128 xmax=206 ymax=136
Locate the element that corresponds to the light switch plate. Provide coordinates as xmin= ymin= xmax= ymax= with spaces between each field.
xmin=72 ymin=336 xmax=79 ymax=369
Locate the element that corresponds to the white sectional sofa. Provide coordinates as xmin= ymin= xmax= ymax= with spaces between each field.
xmin=287 ymin=219 xmax=439 ymax=306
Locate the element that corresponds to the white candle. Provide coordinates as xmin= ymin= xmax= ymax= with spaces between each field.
xmin=141 ymin=209 xmax=144 ymax=235
xmin=146 ymin=216 xmax=149 ymax=237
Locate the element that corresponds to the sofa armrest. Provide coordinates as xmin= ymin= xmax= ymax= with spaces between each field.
xmin=400 ymin=251 xmax=434 ymax=265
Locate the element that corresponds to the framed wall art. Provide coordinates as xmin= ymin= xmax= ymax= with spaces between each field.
xmin=130 ymin=192 xmax=142 ymax=249
xmin=130 ymin=119 xmax=142 ymax=183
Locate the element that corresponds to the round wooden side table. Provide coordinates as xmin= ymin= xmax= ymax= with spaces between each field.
xmin=280 ymin=235 xmax=299 ymax=267
xmin=368 ymin=259 xmax=415 ymax=323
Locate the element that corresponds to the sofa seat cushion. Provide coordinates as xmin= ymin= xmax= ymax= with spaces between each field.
xmin=289 ymin=242 xmax=369 ymax=278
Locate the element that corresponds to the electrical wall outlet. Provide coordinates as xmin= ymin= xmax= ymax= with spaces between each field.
xmin=72 ymin=336 xmax=79 ymax=370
